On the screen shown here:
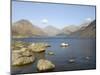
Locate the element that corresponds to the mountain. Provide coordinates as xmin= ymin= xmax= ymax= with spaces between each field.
xmin=78 ymin=21 xmax=92 ymax=30
xmin=56 ymin=25 xmax=82 ymax=36
xmin=61 ymin=20 xmax=91 ymax=35
xmin=12 ymin=19 xmax=46 ymax=37
xmin=44 ymin=26 xmax=61 ymax=36
xmin=12 ymin=19 xmax=96 ymax=38
xmin=62 ymin=25 xmax=80 ymax=35
xmin=70 ymin=20 xmax=96 ymax=38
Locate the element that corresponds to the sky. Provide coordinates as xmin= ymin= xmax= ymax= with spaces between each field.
xmin=12 ymin=1 xmax=96 ymax=29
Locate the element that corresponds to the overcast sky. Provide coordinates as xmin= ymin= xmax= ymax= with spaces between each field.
xmin=12 ymin=1 xmax=96 ymax=29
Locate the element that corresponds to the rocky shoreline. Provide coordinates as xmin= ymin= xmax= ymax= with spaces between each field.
xmin=12 ymin=41 xmax=55 ymax=71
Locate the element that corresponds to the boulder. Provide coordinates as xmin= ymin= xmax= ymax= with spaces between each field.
xmin=28 ymin=43 xmax=35 ymax=47
xmin=37 ymin=59 xmax=55 ymax=72
xmin=12 ymin=56 xmax=35 ymax=66
xmin=28 ymin=43 xmax=47 ymax=52
xmin=12 ymin=49 xmax=35 ymax=66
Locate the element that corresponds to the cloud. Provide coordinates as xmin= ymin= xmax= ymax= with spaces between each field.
xmin=85 ymin=18 xmax=92 ymax=22
xmin=41 ymin=19 xmax=48 ymax=24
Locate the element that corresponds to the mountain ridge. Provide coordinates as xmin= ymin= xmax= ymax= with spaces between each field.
xmin=12 ymin=19 xmax=96 ymax=38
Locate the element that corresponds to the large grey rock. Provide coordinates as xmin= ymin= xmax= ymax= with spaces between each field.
xmin=37 ymin=59 xmax=55 ymax=71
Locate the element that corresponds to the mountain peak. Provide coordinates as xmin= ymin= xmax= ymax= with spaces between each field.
xmin=13 ymin=19 xmax=33 ymax=26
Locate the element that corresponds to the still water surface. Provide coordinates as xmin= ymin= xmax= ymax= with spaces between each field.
xmin=11 ymin=37 xmax=96 ymax=74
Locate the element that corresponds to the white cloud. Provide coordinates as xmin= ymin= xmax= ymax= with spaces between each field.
xmin=85 ymin=17 xmax=92 ymax=22
xmin=41 ymin=19 xmax=48 ymax=24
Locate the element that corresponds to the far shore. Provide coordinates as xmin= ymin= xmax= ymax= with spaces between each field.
xmin=12 ymin=36 xmax=96 ymax=39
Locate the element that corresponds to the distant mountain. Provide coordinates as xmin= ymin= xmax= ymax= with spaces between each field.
xmin=12 ymin=19 xmax=46 ymax=37
xmin=57 ymin=20 xmax=94 ymax=37
xmin=56 ymin=25 xmax=82 ymax=36
xmin=44 ymin=26 xmax=61 ymax=36
xmin=78 ymin=21 xmax=92 ymax=30
xmin=12 ymin=19 xmax=96 ymax=38
xmin=70 ymin=20 xmax=96 ymax=38
xmin=62 ymin=25 xmax=80 ymax=35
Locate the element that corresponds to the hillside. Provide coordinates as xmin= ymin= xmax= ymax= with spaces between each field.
xmin=44 ymin=26 xmax=61 ymax=36
xmin=70 ymin=20 xmax=96 ymax=38
xmin=12 ymin=19 xmax=96 ymax=38
xmin=62 ymin=25 xmax=80 ymax=35
xmin=12 ymin=19 xmax=46 ymax=37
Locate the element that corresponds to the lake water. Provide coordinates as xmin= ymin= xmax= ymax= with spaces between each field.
xmin=11 ymin=37 xmax=96 ymax=75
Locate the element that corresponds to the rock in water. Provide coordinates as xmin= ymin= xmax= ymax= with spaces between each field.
xmin=12 ymin=49 xmax=35 ymax=66
xmin=48 ymin=51 xmax=55 ymax=55
xmin=37 ymin=59 xmax=55 ymax=72
xmin=12 ymin=56 xmax=35 ymax=66
xmin=20 ymin=48 xmax=27 ymax=52
xmin=28 ymin=43 xmax=46 ymax=52
xmin=29 ymin=43 xmax=35 ymax=47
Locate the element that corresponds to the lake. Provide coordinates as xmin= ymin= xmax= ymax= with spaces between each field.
xmin=11 ymin=37 xmax=96 ymax=74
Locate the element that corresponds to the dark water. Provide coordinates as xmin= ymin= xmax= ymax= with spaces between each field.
xmin=11 ymin=37 xmax=96 ymax=75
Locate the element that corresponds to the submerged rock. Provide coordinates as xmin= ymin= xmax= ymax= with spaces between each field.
xmin=37 ymin=59 xmax=55 ymax=72
xmin=12 ymin=49 xmax=35 ymax=66
xmin=48 ymin=51 xmax=55 ymax=55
